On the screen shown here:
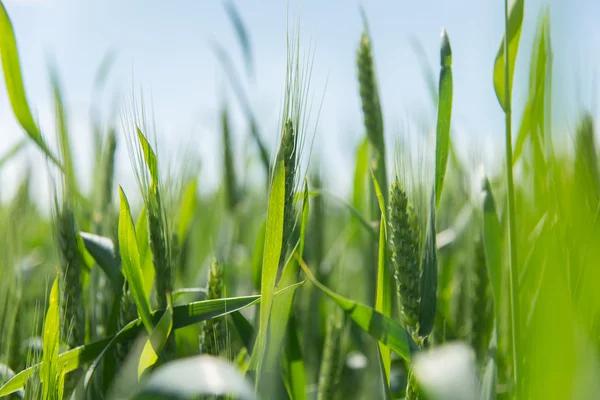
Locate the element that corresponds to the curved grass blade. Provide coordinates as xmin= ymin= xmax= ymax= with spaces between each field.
xmin=138 ymin=294 xmax=173 ymax=379
xmin=41 ymin=274 xmax=63 ymax=400
xmin=118 ymin=186 xmax=153 ymax=333
xmin=136 ymin=127 xmax=159 ymax=191
xmin=253 ymin=155 xmax=285 ymax=383
xmin=435 ymin=28 xmax=453 ymax=208
xmin=298 ymin=257 xmax=414 ymax=361
xmin=133 ymin=355 xmax=254 ymax=400
xmin=418 ymin=190 xmax=438 ymax=337
xmin=0 ymin=1 xmax=60 ymax=167
xmin=493 ymin=0 xmax=524 ymax=111
xmin=79 ymin=232 xmax=122 ymax=290
xmin=0 ymin=284 xmax=304 ymax=397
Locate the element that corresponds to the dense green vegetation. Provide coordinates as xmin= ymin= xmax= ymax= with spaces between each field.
xmin=0 ymin=1 xmax=599 ymax=399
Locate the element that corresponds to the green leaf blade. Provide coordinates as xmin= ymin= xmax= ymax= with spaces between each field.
xmin=41 ymin=274 xmax=63 ymax=400
xmin=493 ymin=0 xmax=525 ymax=111
xmin=435 ymin=28 xmax=453 ymax=207
xmin=138 ymin=294 xmax=174 ymax=379
xmin=253 ymin=156 xmax=286 ymax=381
xmin=371 ymin=170 xmax=392 ymax=384
xmin=136 ymin=205 xmax=155 ymax=299
xmin=136 ymin=127 xmax=159 ymax=191
xmin=0 ymin=2 xmax=60 ymax=166
xmin=118 ymin=186 xmax=153 ymax=334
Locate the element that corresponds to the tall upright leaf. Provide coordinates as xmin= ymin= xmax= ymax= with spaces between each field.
xmin=494 ymin=1 xmax=524 ymax=392
xmin=253 ymin=155 xmax=285 ymax=383
xmin=261 ymin=181 xmax=310 ymax=399
xmin=371 ymin=171 xmax=392 ymax=384
xmin=493 ymin=0 xmax=524 ymax=111
xmin=118 ymin=187 xmax=153 ymax=334
xmin=434 ymin=29 xmax=453 ymax=207
xmin=41 ymin=275 xmax=64 ymax=400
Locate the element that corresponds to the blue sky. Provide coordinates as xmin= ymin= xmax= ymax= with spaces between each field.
xmin=0 ymin=0 xmax=599 ymax=202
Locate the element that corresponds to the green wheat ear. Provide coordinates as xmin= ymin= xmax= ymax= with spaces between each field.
xmin=280 ymin=118 xmax=298 ymax=262
xmin=123 ymin=97 xmax=173 ymax=311
xmin=388 ymin=177 xmax=421 ymax=339
xmin=56 ymin=205 xmax=85 ymax=349
xmin=199 ymin=258 xmax=226 ymax=357
xmin=356 ymin=32 xmax=384 ymax=155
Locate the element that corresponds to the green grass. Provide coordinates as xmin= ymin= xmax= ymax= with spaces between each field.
xmin=0 ymin=1 xmax=599 ymax=399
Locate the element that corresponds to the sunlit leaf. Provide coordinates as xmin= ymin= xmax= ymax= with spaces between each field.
xmin=118 ymin=186 xmax=153 ymax=333
xmin=138 ymin=294 xmax=174 ymax=379
xmin=0 ymin=2 xmax=60 ymax=166
xmin=435 ymin=28 xmax=453 ymax=207
xmin=253 ymin=155 xmax=285 ymax=382
xmin=493 ymin=0 xmax=524 ymax=111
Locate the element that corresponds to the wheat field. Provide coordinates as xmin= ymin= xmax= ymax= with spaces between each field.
xmin=0 ymin=1 xmax=599 ymax=399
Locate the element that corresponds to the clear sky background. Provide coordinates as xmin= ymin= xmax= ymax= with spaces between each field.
xmin=0 ymin=0 xmax=599 ymax=203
